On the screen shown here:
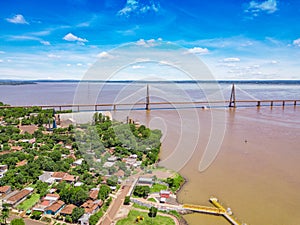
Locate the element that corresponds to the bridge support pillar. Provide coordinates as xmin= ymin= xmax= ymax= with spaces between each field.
xmin=283 ymin=101 xmax=285 ymax=107
xmin=257 ymin=101 xmax=261 ymax=107
xmin=228 ymin=84 xmax=236 ymax=108
xmin=270 ymin=101 xmax=273 ymax=107
xmin=146 ymin=84 xmax=150 ymax=110
xmin=294 ymin=100 xmax=297 ymax=106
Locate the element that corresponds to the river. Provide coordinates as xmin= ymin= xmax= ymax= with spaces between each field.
xmin=1 ymin=81 xmax=300 ymax=225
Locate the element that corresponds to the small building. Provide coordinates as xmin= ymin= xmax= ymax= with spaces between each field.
xmin=0 ymin=165 xmax=8 ymax=178
xmin=11 ymin=146 xmax=23 ymax=151
xmin=78 ymin=213 xmax=90 ymax=225
xmin=0 ymin=186 xmax=11 ymax=195
xmin=45 ymin=200 xmax=65 ymax=215
xmin=89 ymin=188 xmax=99 ymax=200
xmin=16 ymin=160 xmax=27 ymax=167
xmin=72 ymin=158 xmax=84 ymax=166
xmin=137 ymin=177 xmax=154 ymax=186
xmin=81 ymin=200 xmax=103 ymax=214
xmin=60 ymin=204 xmax=76 ymax=216
xmin=159 ymin=190 xmax=171 ymax=198
xmin=107 ymin=156 xmax=118 ymax=162
xmin=103 ymin=161 xmax=115 ymax=168
xmin=39 ymin=171 xmax=55 ymax=184
xmin=5 ymin=187 xmax=34 ymax=206
xmin=74 ymin=182 xmax=84 ymax=187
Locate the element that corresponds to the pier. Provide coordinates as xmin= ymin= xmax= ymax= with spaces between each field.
xmin=183 ymin=197 xmax=245 ymax=225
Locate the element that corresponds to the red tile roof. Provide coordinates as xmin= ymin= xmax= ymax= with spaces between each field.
xmin=60 ymin=204 xmax=76 ymax=215
xmin=52 ymin=172 xmax=68 ymax=179
xmin=0 ymin=186 xmax=11 ymax=193
xmin=7 ymin=189 xmax=31 ymax=204
xmin=89 ymin=189 xmax=99 ymax=200
xmin=46 ymin=200 xmax=65 ymax=212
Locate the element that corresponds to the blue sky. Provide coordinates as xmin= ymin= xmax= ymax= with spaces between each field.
xmin=0 ymin=0 xmax=300 ymax=80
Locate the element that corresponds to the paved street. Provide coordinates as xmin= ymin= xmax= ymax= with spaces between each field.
xmin=98 ymin=185 xmax=131 ymax=225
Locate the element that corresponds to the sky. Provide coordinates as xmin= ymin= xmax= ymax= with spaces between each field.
xmin=0 ymin=0 xmax=300 ymax=80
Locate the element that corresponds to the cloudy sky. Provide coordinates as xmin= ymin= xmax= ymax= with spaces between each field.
xmin=0 ymin=0 xmax=300 ymax=80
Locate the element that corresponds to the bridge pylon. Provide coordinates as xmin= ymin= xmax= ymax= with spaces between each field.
xmin=146 ymin=84 xmax=150 ymax=110
xmin=229 ymin=84 xmax=236 ymax=108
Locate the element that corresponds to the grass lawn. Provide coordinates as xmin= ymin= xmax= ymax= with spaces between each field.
xmin=150 ymin=184 xmax=168 ymax=193
xmin=17 ymin=193 xmax=40 ymax=211
xmin=147 ymin=197 xmax=157 ymax=203
xmin=116 ymin=210 xmax=175 ymax=225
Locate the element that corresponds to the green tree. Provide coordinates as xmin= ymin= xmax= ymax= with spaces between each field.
xmin=0 ymin=203 xmax=9 ymax=224
xmin=133 ymin=186 xmax=150 ymax=198
xmin=71 ymin=207 xmax=84 ymax=222
xmin=10 ymin=218 xmax=25 ymax=225
xmin=123 ymin=196 xmax=130 ymax=205
xmin=148 ymin=206 xmax=157 ymax=218
xmin=98 ymin=184 xmax=111 ymax=200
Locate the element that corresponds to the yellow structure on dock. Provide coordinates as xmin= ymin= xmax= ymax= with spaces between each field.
xmin=182 ymin=197 xmax=246 ymax=225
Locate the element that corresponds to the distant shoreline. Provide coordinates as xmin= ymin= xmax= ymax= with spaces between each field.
xmin=1 ymin=79 xmax=300 ymax=85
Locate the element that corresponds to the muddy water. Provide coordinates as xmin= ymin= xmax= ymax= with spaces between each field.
xmin=112 ymin=106 xmax=300 ymax=225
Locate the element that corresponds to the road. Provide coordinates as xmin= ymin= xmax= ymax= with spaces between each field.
xmin=8 ymin=215 xmax=47 ymax=225
xmin=98 ymin=185 xmax=131 ymax=225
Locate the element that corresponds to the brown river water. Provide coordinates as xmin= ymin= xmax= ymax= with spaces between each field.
xmin=112 ymin=106 xmax=300 ymax=225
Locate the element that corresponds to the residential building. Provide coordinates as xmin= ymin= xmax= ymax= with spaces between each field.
xmin=45 ymin=200 xmax=65 ymax=215
xmin=78 ymin=213 xmax=90 ymax=225
xmin=5 ymin=187 xmax=34 ymax=206
xmin=60 ymin=204 xmax=76 ymax=216
xmin=0 ymin=186 xmax=11 ymax=195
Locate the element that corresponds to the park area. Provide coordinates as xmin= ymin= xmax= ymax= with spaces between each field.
xmin=116 ymin=210 xmax=175 ymax=225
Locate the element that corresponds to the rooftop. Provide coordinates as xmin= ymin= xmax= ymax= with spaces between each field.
xmin=60 ymin=204 xmax=76 ymax=215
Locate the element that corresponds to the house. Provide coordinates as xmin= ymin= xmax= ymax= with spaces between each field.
xmin=5 ymin=187 xmax=33 ymax=206
xmin=45 ymin=200 xmax=65 ymax=215
xmin=81 ymin=200 xmax=103 ymax=214
xmin=0 ymin=186 xmax=11 ymax=195
xmin=18 ymin=125 xmax=38 ymax=135
xmin=11 ymin=146 xmax=23 ymax=151
xmin=78 ymin=213 xmax=90 ymax=225
xmin=74 ymin=182 xmax=84 ymax=187
xmin=32 ymin=194 xmax=60 ymax=212
xmin=72 ymin=158 xmax=84 ymax=166
xmin=107 ymin=156 xmax=117 ymax=162
xmin=39 ymin=171 xmax=55 ymax=184
xmin=62 ymin=174 xmax=78 ymax=183
xmin=137 ymin=177 xmax=154 ymax=186
xmin=115 ymin=170 xmax=125 ymax=178
xmin=160 ymin=197 xmax=167 ymax=203
xmin=16 ymin=160 xmax=27 ymax=167
xmin=52 ymin=172 xmax=78 ymax=183
xmin=159 ymin=190 xmax=171 ymax=198
xmin=103 ymin=161 xmax=115 ymax=168
xmin=60 ymin=204 xmax=76 ymax=216
xmin=89 ymin=188 xmax=99 ymax=200
xmin=0 ymin=165 xmax=8 ymax=178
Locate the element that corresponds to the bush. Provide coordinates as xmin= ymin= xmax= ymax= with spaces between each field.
xmin=31 ymin=211 xmax=42 ymax=220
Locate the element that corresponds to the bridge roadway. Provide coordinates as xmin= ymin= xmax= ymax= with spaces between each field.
xmin=0 ymin=99 xmax=298 ymax=111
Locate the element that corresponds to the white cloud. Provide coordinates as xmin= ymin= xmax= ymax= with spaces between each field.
xmin=6 ymin=14 xmax=28 ymax=24
xmin=47 ymin=54 xmax=61 ymax=59
xmin=271 ymin=60 xmax=278 ymax=64
xmin=118 ymin=0 xmax=160 ymax=17
xmin=136 ymin=38 xmax=160 ymax=47
xmin=63 ymin=33 xmax=88 ymax=43
xmin=97 ymin=51 xmax=114 ymax=59
xmin=0 ymin=60 xmax=3 ymax=63
xmin=293 ymin=38 xmax=300 ymax=47
xmin=0 ymin=51 xmax=5 ymax=54
xmin=223 ymin=57 xmax=241 ymax=62
xmin=132 ymin=65 xmax=145 ymax=69
xmin=40 ymin=40 xmax=51 ymax=46
xmin=77 ymin=63 xmax=83 ymax=66
xmin=246 ymin=0 xmax=278 ymax=15
xmin=186 ymin=47 xmax=209 ymax=55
